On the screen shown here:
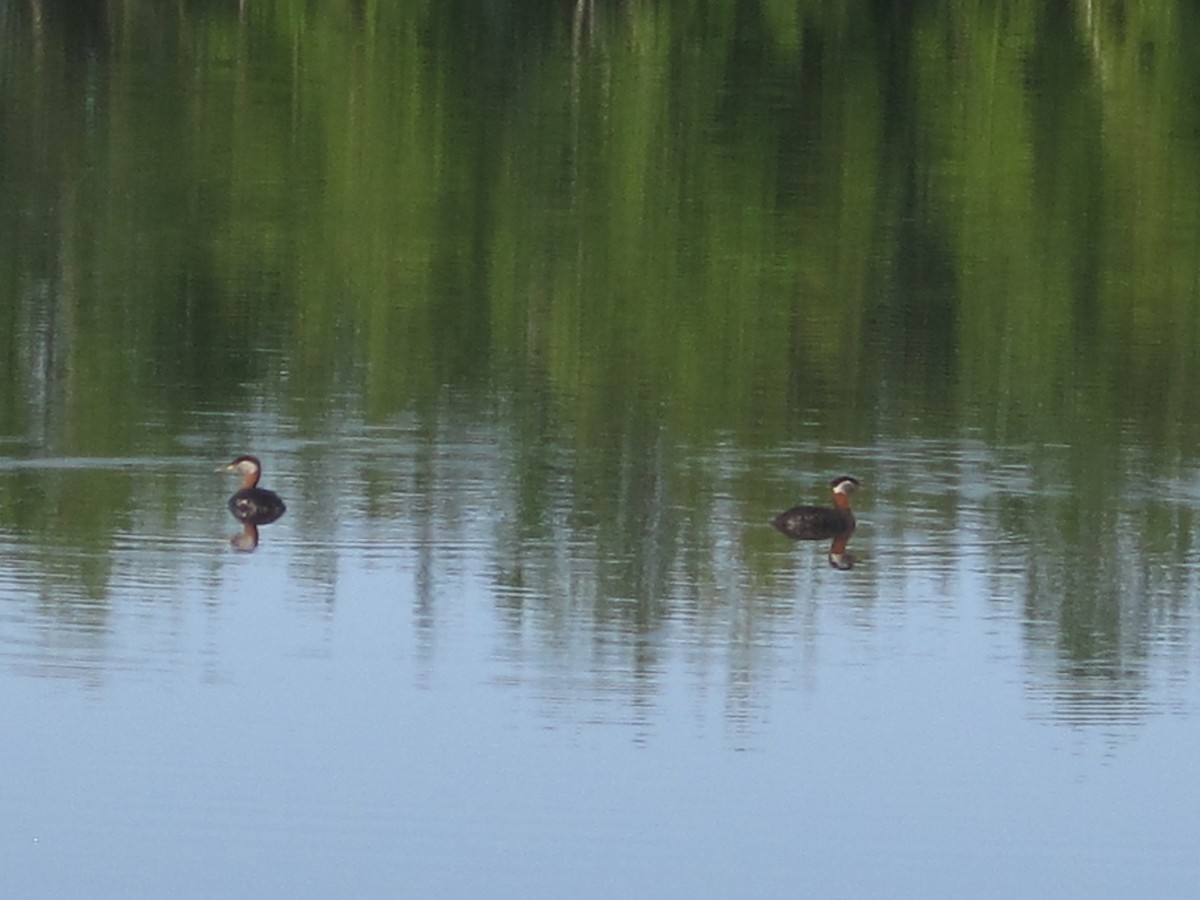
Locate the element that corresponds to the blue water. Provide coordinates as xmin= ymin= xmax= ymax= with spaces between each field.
xmin=3 ymin=428 xmax=1198 ymax=899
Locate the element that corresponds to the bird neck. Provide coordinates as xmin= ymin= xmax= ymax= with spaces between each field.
xmin=831 ymin=492 xmax=852 ymax=511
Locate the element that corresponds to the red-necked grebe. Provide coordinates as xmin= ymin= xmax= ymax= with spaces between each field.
xmin=772 ymin=475 xmax=860 ymax=540
xmin=218 ymin=455 xmax=286 ymax=525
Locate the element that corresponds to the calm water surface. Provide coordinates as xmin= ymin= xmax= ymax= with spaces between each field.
xmin=4 ymin=3 xmax=1200 ymax=899
xmin=4 ymin=420 xmax=1199 ymax=899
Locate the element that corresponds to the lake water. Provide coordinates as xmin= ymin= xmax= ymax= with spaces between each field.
xmin=3 ymin=4 xmax=1200 ymax=899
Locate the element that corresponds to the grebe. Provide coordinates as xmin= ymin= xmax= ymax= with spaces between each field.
xmin=772 ymin=475 xmax=860 ymax=541
xmin=218 ymin=455 xmax=286 ymax=525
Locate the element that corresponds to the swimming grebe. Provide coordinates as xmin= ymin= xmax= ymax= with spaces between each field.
xmin=772 ymin=475 xmax=860 ymax=541
xmin=218 ymin=455 xmax=286 ymax=525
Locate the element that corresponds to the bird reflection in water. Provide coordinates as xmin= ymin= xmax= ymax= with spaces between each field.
xmin=217 ymin=454 xmax=286 ymax=552
xmin=230 ymin=522 xmax=262 ymax=552
xmin=773 ymin=476 xmax=861 ymax=569
xmin=826 ymin=528 xmax=857 ymax=570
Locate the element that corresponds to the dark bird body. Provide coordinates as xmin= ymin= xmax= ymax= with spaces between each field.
xmin=219 ymin=455 xmax=286 ymax=525
xmin=773 ymin=476 xmax=860 ymax=541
